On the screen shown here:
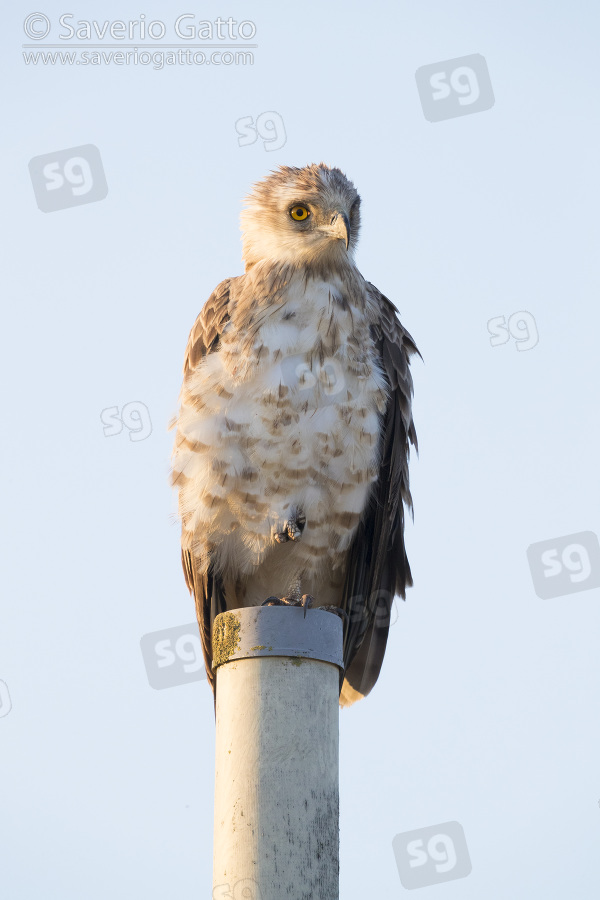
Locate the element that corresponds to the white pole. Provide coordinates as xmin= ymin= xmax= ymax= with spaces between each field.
xmin=212 ymin=605 xmax=343 ymax=900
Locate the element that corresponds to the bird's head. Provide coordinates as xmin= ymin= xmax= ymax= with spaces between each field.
xmin=240 ymin=163 xmax=361 ymax=271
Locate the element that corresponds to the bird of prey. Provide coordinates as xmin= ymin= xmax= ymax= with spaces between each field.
xmin=171 ymin=163 xmax=418 ymax=707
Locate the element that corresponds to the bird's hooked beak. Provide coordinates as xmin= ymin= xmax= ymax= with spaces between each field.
xmin=321 ymin=211 xmax=350 ymax=250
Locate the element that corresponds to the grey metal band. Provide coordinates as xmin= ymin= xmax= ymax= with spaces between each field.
xmin=212 ymin=606 xmax=344 ymax=672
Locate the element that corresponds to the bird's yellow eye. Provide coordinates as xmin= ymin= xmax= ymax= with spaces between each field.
xmin=290 ymin=205 xmax=310 ymax=221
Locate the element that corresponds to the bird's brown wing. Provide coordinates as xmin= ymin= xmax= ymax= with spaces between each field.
xmin=339 ymin=284 xmax=419 ymax=706
xmin=175 ymin=277 xmax=234 ymax=694
xmin=182 ymin=277 xmax=232 ymax=375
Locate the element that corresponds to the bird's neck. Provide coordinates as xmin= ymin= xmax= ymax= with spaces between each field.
xmin=245 ymin=254 xmax=363 ymax=296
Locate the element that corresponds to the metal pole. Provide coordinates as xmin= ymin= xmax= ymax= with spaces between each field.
xmin=212 ymin=605 xmax=343 ymax=900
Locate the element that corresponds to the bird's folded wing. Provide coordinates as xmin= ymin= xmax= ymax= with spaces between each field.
xmin=176 ymin=277 xmax=234 ymax=690
xmin=182 ymin=277 xmax=233 ymax=375
xmin=340 ymin=283 xmax=420 ymax=706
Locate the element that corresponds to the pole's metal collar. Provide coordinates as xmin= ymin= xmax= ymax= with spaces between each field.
xmin=212 ymin=606 xmax=344 ymax=672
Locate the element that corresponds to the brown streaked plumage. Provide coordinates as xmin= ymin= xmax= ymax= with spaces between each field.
xmin=171 ymin=163 xmax=419 ymax=708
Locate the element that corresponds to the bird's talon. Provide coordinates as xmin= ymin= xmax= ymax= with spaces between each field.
xmin=261 ymin=595 xmax=306 ymax=609
xmin=316 ymin=605 xmax=349 ymax=626
xmin=300 ymin=593 xmax=314 ymax=618
xmin=273 ymin=511 xmax=305 ymax=545
xmin=261 ymin=596 xmax=284 ymax=606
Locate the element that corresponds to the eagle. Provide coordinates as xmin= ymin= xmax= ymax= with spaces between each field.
xmin=171 ymin=163 xmax=418 ymax=707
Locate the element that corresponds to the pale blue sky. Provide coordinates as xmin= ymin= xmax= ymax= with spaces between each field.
xmin=2 ymin=1 xmax=599 ymax=897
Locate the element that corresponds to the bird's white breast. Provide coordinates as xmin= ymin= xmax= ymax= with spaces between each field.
xmin=173 ymin=276 xmax=388 ymax=581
